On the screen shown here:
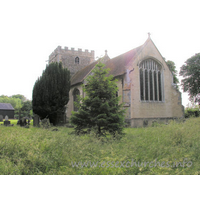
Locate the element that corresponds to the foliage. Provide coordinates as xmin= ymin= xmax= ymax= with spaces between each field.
xmin=11 ymin=94 xmax=27 ymax=102
xmin=165 ymin=59 xmax=179 ymax=90
xmin=21 ymin=100 xmax=32 ymax=116
xmin=0 ymin=95 xmax=33 ymax=119
xmin=32 ymin=62 xmax=70 ymax=125
xmin=185 ymin=107 xmax=200 ymax=118
xmin=179 ymin=53 xmax=200 ymax=104
xmin=0 ymin=96 xmax=22 ymax=110
xmin=41 ymin=118 xmax=51 ymax=129
xmin=0 ymin=117 xmax=199 ymax=175
xmin=70 ymin=62 xmax=125 ymax=137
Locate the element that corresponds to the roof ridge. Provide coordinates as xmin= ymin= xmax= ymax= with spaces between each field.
xmin=71 ymin=39 xmax=149 ymax=86
xmin=110 ymin=44 xmax=143 ymax=60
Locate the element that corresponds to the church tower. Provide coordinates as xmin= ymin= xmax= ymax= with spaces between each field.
xmin=49 ymin=46 xmax=95 ymax=76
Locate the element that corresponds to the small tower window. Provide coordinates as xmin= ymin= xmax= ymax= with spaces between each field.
xmin=75 ymin=57 xmax=79 ymax=64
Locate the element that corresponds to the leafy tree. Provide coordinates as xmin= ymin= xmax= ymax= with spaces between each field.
xmin=179 ymin=53 xmax=200 ymax=104
xmin=164 ymin=59 xmax=179 ymax=90
xmin=70 ymin=62 xmax=125 ymax=137
xmin=21 ymin=100 xmax=32 ymax=118
xmin=0 ymin=96 xmax=22 ymax=111
xmin=166 ymin=60 xmax=179 ymax=85
xmin=0 ymin=95 xmax=32 ymax=118
xmin=11 ymin=94 xmax=27 ymax=102
xmin=32 ymin=62 xmax=70 ymax=125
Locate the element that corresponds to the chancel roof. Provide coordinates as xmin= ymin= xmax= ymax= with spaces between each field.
xmin=71 ymin=39 xmax=149 ymax=86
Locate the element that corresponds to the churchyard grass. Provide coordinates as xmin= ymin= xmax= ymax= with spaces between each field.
xmin=0 ymin=117 xmax=199 ymax=175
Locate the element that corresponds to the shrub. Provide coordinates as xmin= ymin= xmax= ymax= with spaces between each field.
xmin=185 ymin=107 xmax=200 ymax=118
xmin=41 ymin=118 xmax=51 ymax=129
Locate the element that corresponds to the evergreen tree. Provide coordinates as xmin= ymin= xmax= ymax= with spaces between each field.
xmin=32 ymin=62 xmax=70 ymax=125
xmin=70 ymin=62 xmax=125 ymax=137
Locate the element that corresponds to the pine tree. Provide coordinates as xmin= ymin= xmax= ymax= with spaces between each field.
xmin=70 ymin=62 xmax=125 ymax=137
xmin=32 ymin=62 xmax=70 ymax=125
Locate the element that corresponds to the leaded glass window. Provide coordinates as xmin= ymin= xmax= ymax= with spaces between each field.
xmin=139 ymin=59 xmax=163 ymax=102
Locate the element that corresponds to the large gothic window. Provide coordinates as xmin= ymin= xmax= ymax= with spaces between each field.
xmin=73 ymin=88 xmax=80 ymax=111
xmin=139 ymin=59 xmax=163 ymax=102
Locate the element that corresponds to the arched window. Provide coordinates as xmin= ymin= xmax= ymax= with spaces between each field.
xmin=73 ymin=88 xmax=80 ymax=111
xmin=139 ymin=59 xmax=163 ymax=102
xmin=140 ymin=68 xmax=144 ymax=100
xmin=75 ymin=57 xmax=79 ymax=64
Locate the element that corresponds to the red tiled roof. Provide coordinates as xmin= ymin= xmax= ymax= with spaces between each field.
xmin=105 ymin=45 xmax=142 ymax=77
xmin=71 ymin=60 xmax=99 ymax=86
xmin=71 ymin=43 xmax=145 ymax=86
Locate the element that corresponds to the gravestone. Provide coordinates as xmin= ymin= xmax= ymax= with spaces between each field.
xmin=19 ymin=117 xmax=27 ymax=127
xmin=4 ymin=115 xmax=10 ymax=126
xmin=28 ymin=118 xmax=30 ymax=125
xmin=24 ymin=118 xmax=27 ymax=125
xmin=33 ymin=114 xmax=40 ymax=127
xmin=19 ymin=119 xmax=23 ymax=126
xmin=0 ymin=115 xmax=3 ymax=122
xmin=17 ymin=109 xmax=22 ymax=125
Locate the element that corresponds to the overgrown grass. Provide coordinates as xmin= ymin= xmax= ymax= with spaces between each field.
xmin=0 ymin=118 xmax=199 ymax=175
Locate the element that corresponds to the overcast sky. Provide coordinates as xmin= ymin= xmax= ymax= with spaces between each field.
xmin=1 ymin=0 xmax=199 ymax=107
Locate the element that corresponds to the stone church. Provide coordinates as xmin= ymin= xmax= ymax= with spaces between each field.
xmin=49 ymin=35 xmax=184 ymax=127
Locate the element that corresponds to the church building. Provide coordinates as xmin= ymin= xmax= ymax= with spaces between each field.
xmin=49 ymin=35 xmax=184 ymax=127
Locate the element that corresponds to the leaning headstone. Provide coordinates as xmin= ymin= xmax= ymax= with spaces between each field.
xmin=0 ymin=115 xmax=3 ymax=122
xmin=4 ymin=115 xmax=10 ymax=126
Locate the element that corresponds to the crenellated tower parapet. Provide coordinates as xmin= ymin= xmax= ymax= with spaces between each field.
xmin=49 ymin=46 xmax=95 ymax=76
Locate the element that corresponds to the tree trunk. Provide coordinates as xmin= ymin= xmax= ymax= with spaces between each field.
xmin=98 ymin=126 xmax=101 ymax=135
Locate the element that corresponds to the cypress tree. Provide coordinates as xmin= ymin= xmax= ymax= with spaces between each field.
xmin=70 ymin=62 xmax=125 ymax=137
xmin=32 ymin=62 xmax=70 ymax=125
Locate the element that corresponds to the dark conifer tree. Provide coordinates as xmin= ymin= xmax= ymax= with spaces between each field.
xmin=32 ymin=62 xmax=70 ymax=125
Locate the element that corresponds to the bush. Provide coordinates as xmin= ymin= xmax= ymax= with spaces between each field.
xmin=41 ymin=118 xmax=51 ymax=129
xmin=185 ymin=108 xmax=200 ymax=118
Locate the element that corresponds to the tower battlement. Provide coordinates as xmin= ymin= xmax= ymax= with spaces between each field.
xmin=49 ymin=46 xmax=95 ymax=61
xmin=49 ymin=46 xmax=95 ymax=76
